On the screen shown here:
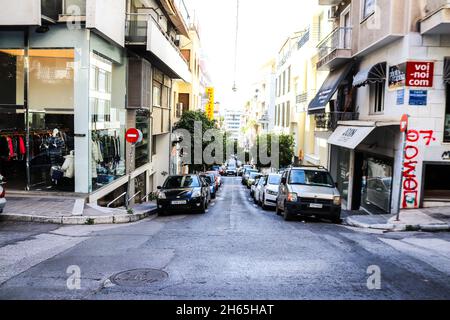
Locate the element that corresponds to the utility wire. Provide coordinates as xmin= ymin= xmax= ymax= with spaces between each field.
xmin=232 ymin=0 xmax=239 ymax=92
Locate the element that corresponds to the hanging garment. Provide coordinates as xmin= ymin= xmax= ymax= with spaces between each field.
xmin=0 ymin=136 xmax=9 ymax=159
xmin=6 ymin=137 xmax=15 ymax=160
xmin=61 ymin=151 xmax=75 ymax=179
xmin=18 ymin=136 xmax=26 ymax=159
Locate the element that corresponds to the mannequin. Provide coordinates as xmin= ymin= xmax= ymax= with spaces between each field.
xmin=61 ymin=150 xmax=75 ymax=179
xmin=52 ymin=128 xmax=59 ymax=137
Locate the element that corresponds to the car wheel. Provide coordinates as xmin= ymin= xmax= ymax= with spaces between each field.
xmin=157 ymin=208 xmax=166 ymax=216
xmin=283 ymin=202 xmax=294 ymax=221
xmin=261 ymin=196 xmax=267 ymax=210
xmin=199 ymin=200 xmax=206 ymax=214
xmin=253 ymin=196 xmax=258 ymax=204
xmin=212 ymin=192 xmax=216 ymax=199
xmin=275 ymin=201 xmax=282 ymax=216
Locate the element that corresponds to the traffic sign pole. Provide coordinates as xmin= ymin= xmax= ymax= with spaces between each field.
xmin=396 ymin=114 xmax=409 ymax=221
xmin=125 ymin=128 xmax=142 ymax=210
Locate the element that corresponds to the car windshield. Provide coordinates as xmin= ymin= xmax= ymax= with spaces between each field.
xmin=268 ymin=175 xmax=281 ymax=185
xmin=201 ymin=176 xmax=213 ymax=184
xmin=289 ymin=170 xmax=334 ymax=187
xmin=249 ymin=172 xmax=260 ymax=179
xmin=163 ymin=176 xmax=200 ymax=188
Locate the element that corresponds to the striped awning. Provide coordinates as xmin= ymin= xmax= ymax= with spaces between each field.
xmin=353 ymin=62 xmax=387 ymax=87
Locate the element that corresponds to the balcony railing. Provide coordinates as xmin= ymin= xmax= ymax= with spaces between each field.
xmin=125 ymin=13 xmax=188 ymax=65
xmin=314 ymin=112 xmax=359 ymax=131
xmin=317 ymin=27 xmax=352 ymax=60
xmin=297 ymin=28 xmax=310 ymax=50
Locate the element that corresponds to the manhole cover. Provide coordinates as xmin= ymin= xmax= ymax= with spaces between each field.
xmin=110 ymin=269 xmax=168 ymax=287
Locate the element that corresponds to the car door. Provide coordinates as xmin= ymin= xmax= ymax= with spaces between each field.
xmin=278 ymin=170 xmax=289 ymax=208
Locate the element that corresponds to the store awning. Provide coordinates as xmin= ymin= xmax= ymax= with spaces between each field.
xmin=352 ymin=62 xmax=387 ymax=87
xmin=328 ymin=125 xmax=376 ymax=150
xmin=308 ymin=62 xmax=355 ymax=114
xmin=444 ymin=58 xmax=450 ymax=84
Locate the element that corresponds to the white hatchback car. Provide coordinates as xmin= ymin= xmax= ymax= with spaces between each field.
xmin=257 ymin=173 xmax=281 ymax=210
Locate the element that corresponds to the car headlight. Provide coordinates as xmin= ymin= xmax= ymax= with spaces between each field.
xmin=192 ymin=188 xmax=202 ymax=198
xmin=333 ymin=196 xmax=341 ymax=206
xmin=158 ymin=192 xmax=166 ymax=199
xmin=287 ymin=192 xmax=298 ymax=202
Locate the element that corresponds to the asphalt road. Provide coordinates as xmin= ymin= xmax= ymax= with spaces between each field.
xmin=1 ymin=177 xmax=450 ymax=300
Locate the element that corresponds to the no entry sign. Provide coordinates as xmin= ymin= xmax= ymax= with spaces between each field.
xmin=400 ymin=114 xmax=409 ymax=133
xmin=126 ymin=128 xmax=142 ymax=144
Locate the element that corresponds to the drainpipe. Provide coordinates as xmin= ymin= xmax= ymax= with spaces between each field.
xmin=24 ymin=28 xmax=30 ymax=191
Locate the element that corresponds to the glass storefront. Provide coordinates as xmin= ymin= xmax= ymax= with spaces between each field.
xmin=335 ymin=147 xmax=351 ymax=205
xmin=361 ymin=155 xmax=393 ymax=213
xmin=90 ymin=52 xmax=126 ymax=191
xmin=135 ymin=109 xmax=150 ymax=169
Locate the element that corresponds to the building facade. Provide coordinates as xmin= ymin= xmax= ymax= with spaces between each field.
xmin=0 ymin=0 xmax=193 ymax=206
xmin=317 ymin=0 xmax=450 ymax=214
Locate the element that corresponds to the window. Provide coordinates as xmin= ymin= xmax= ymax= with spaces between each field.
xmin=371 ymin=81 xmax=385 ymax=114
xmin=287 ymin=66 xmax=291 ymax=93
xmin=362 ymin=0 xmax=376 ymax=19
xmin=283 ymin=71 xmax=286 ymax=95
xmin=153 ymin=81 xmax=161 ymax=107
xmin=445 ymin=83 xmax=450 ymax=143
xmin=282 ymin=103 xmax=286 ymax=127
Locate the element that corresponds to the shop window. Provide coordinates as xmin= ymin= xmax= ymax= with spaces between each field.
xmin=90 ymin=52 xmax=126 ymax=191
xmin=135 ymin=109 xmax=150 ymax=168
xmin=370 ymin=81 xmax=385 ymax=114
xmin=444 ymin=83 xmax=450 ymax=143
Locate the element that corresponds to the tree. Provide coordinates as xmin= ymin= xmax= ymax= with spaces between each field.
xmin=255 ymin=133 xmax=295 ymax=169
xmin=173 ymin=110 xmax=218 ymax=172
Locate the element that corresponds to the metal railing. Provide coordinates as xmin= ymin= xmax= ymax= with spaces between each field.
xmin=125 ymin=13 xmax=188 ymax=65
xmin=314 ymin=112 xmax=359 ymax=131
xmin=317 ymin=27 xmax=352 ymax=60
xmin=297 ymin=28 xmax=310 ymax=50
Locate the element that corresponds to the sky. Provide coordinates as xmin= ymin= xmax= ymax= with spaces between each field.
xmin=185 ymin=0 xmax=317 ymax=110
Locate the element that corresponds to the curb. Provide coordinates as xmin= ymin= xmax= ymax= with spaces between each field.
xmin=0 ymin=209 xmax=158 ymax=225
xmin=344 ymin=217 xmax=450 ymax=232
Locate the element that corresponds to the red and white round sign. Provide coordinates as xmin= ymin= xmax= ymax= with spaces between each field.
xmin=400 ymin=114 xmax=409 ymax=133
xmin=125 ymin=128 xmax=142 ymax=144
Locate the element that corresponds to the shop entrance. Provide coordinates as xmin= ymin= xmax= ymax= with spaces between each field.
xmin=422 ymin=163 xmax=450 ymax=203
xmin=353 ymin=152 xmax=394 ymax=214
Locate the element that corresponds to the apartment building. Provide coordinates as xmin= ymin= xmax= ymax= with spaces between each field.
xmin=316 ymin=0 xmax=450 ymax=214
xmin=224 ymin=109 xmax=244 ymax=141
xmin=0 ymin=0 xmax=192 ymax=207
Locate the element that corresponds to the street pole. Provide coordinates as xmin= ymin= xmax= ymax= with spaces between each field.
xmin=126 ymin=144 xmax=134 ymax=210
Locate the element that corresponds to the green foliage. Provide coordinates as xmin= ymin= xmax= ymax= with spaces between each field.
xmin=256 ymin=133 xmax=295 ymax=168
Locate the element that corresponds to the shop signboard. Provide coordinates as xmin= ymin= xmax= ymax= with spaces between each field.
xmin=409 ymin=90 xmax=428 ymax=106
xmin=406 ymin=61 xmax=434 ymax=88
xmin=205 ymin=87 xmax=215 ymax=120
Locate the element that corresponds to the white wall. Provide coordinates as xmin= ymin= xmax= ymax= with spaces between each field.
xmin=0 ymin=0 xmax=41 ymax=25
xmin=86 ymin=0 xmax=126 ymax=47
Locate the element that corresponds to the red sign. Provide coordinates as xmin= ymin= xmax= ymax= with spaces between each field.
xmin=406 ymin=61 xmax=434 ymax=88
xmin=400 ymin=114 xmax=409 ymax=133
xmin=125 ymin=128 xmax=140 ymax=144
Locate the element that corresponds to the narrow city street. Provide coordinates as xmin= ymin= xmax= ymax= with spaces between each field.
xmin=0 ymin=177 xmax=449 ymax=300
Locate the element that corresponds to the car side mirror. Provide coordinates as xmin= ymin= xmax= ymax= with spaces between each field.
xmin=335 ymin=182 xmax=339 ymax=188
xmin=157 ymin=186 xmax=162 ymax=190
xmin=281 ymin=177 xmax=287 ymax=184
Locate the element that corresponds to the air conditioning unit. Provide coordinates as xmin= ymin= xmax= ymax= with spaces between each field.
xmin=328 ymin=6 xmax=338 ymax=21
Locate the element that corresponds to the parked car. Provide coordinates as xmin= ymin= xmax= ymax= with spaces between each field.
xmin=250 ymin=176 xmax=263 ymax=198
xmin=253 ymin=175 xmax=267 ymax=204
xmin=206 ymin=170 xmax=222 ymax=189
xmin=157 ymin=175 xmax=210 ymax=214
xmin=276 ymin=167 xmax=341 ymax=223
xmin=247 ymin=172 xmax=261 ymax=189
xmin=201 ymin=173 xmax=217 ymax=199
xmin=238 ymin=164 xmax=253 ymax=176
xmin=0 ymin=174 xmax=6 ymax=214
xmin=257 ymin=173 xmax=281 ymax=209
xmin=242 ymin=168 xmax=258 ymax=185
xmin=226 ymin=164 xmax=238 ymax=176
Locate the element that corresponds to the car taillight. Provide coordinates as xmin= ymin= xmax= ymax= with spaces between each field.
xmin=0 ymin=188 xmax=5 ymax=198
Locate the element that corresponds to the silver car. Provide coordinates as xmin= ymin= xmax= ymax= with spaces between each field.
xmin=257 ymin=174 xmax=281 ymax=209
xmin=276 ymin=167 xmax=341 ymax=223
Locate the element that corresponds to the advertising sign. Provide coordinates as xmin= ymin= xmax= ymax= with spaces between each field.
xmin=406 ymin=61 xmax=434 ymax=88
xmin=205 ymin=87 xmax=215 ymax=120
xmin=388 ymin=63 xmax=406 ymax=90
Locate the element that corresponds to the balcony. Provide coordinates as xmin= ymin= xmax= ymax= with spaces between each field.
xmin=314 ymin=112 xmax=359 ymax=131
xmin=297 ymin=28 xmax=310 ymax=50
xmin=296 ymin=90 xmax=316 ymax=113
xmin=126 ymin=13 xmax=191 ymax=82
xmin=317 ymin=27 xmax=352 ymax=71
xmin=421 ymin=0 xmax=450 ymax=34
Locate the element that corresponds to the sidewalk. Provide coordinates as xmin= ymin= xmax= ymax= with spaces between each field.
xmin=344 ymin=207 xmax=450 ymax=232
xmin=0 ymin=196 xmax=157 ymax=225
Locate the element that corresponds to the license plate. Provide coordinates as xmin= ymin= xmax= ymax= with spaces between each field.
xmin=309 ymin=203 xmax=323 ymax=209
xmin=171 ymin=200 xmax=187 ymax=205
